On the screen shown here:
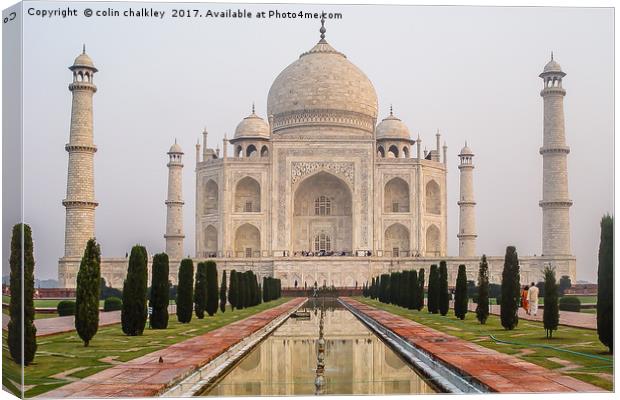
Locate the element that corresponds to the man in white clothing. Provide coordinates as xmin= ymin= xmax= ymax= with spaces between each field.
xmin=528 ymin=282 xmax=540 ymax=316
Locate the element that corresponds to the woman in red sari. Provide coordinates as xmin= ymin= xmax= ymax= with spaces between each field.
xmin=521 ymin=285 xmax=529 ymax=314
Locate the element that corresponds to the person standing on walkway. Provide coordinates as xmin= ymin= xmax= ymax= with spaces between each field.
xmin=521 ymin=285 xmax=530 ymax=314
xmin=528 ymin=282 xmax=539 ymax=316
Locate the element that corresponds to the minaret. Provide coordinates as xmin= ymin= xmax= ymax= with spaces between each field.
xmin=539 ymin=54 xmax=572 ymax=256
xmin=457 ymin=142 xmax=477 ymax=257
xmin=165 ymin=140 xmax=185 ymax=259
xmin=62 ymin=46 xmax=98 ymax=260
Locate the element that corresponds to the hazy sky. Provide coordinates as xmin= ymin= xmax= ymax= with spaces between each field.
xmin=9 ymin=1 xmax=614 ymax=281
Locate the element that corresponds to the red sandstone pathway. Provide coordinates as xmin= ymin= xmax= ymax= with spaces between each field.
xmin=466 ymin=303 xmax=596 ymax=330
xmin=41 ymin=298 xmax=305 ymax=398
xmin=341 ymin=297 xmax=604 ymax=393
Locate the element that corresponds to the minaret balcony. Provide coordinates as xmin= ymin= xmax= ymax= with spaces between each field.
xmin=457 ymin=200 xmax=476 ymax=206
xmin=539 ymin=200 xmax=573 ymax=208
xmin=540 ymin=87 xmax=566 ymax=96
xmin=62 ymin=199 xmax=98 ymax=208
xmin=68 ymin=82 xmax=97 ymax=92
xmin=539 ymin=146 xmax=570 ymax=155
xmin=65 ymin=143 xmax=97 ymax=153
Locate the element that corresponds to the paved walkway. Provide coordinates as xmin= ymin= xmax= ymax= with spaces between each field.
xmin=3 ymin=305 xmax=178 ymax=337
xmin=466 ymin=303 xmax=596 ymax=330
xmin=2 ymin=311 xmax=121 ymax=337
xmin=41 ymin=298 xmax=306 ymax=398
xmin=341 ymin=297 xmax=604 ymax=393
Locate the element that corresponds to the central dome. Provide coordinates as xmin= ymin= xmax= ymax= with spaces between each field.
xmin=267 ymin=38 xmax=378 ymax=134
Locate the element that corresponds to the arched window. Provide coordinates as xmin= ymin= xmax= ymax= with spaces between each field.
xmin=402 ymin=146 xmax=409 ymax=158
xmin=235 ymin=145 xmax=243 ymax=158
xmin=205 ymin=225 xmax=218 ymax=257
xmin=384 ymin=177 xmax=410 ymax=213
xmin=314 ymin=196 xmax=331 ymax=216
xmin=314 ymin=233 xmax=331 ymax=252
xmin=235 ymin=177 xmax=261 ymax=212
xmin=425 ymin=224 xmax=440 ymax=256
xmin=260 ymin=145 xmax=269 ymax=157
xmin=204 ymin=179 xmax=218 ymax=214
xmin=388 ymin=145 xmax=399 ymax=158
xmin=425 ymin=180 xmax=441 ymax=214
xmin=246 ymin=144 xmax=258 ymax=157
xmin=377 ymin=146 xmax=385 ymax=158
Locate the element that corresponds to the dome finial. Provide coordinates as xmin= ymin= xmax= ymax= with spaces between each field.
xmin=252 ymin=102 xmax=255 ymax=114
xmin=551 ymin=51 xmax=554 ymax=61
xmin=319 ymin=13 xmax=326 ymax=40
xmin=82 ymin=44 xmax=86 ymax=54
xmin=389 ymin=104 xmax=393 ymax=116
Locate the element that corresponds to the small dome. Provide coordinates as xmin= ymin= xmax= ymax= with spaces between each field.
xmin=70 ymin=47 xmax=97 ymax=71
xmin=543 ymin=59 xmax=562 ymax=73
xmin=234 ymin=111 xmax=270 ymax=139
xmin=169 ymin=142 xmax=183 ymax=154
xmin=459 ymin=142 xmax=473 ymax=156
xmin=375 ymin=111 xmax=410 ymax=140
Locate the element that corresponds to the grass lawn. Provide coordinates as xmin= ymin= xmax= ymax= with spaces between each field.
xmin=355 ymin=297 xmax=613 ymax=391
xmin=2 ymin=298 xmax=288 ymax=398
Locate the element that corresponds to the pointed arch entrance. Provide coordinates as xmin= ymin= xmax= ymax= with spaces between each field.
xmin=293 ymin=171 xmax=352 ymax=254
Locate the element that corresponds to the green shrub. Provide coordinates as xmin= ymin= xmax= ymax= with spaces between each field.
xmin=149 ymin=253 xmax=169 ymax=329
xmin=206 ymin=261 xmax=219 ymax=316
xmin=559 ymin=296 xmax=581 ymax=312
xmin=500 ymin=246 xmax=520 ymax=330
xmin=104 ymin=297 xmax=122 ymax=311
xmin=543 ymin=266 xmax=559 ymax=338
xmin=58 ymin=300 xmax=76 ymax=316
xmin=438 ymin=261 xmax=449 ymax=316
xmin=454 ymin=264 xmax=468 ymax=320
xmin=476 ymin=255 xmax=490 ymax=324
xmin=177 ymin=259 xmax=194 ymax=323
xmin=121 ymin=245 xmax=148 ymax=336
xmin=597 ymin=214 xmax=613 ymax=353
xmin=194 ymin=262 xmax=207 ymax=319
xmin=8 ymin=223 xmax=37 ymax=366
xmin=75 ymin=238 xmax=101 ymax=346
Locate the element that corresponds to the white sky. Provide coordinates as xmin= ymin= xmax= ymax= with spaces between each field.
xmin=4 ymin=1 xmax=614 ymax=282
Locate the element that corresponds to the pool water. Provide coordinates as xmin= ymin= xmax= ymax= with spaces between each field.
xmin=199 ymin=298 xmax=436 ymax=396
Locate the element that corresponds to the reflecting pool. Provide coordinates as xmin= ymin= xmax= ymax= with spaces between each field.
xmin=199 ymin=298 xmax=436 ymax=396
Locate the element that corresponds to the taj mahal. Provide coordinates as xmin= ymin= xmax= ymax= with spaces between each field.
xmin=58 ymin=21 xmax=576 ymax=289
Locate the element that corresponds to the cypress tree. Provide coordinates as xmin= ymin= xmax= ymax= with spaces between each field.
xmin=254 ymin=276 xmax=260 ymax=305
xmin=500 ymin=246 xmax=520 ymax=330
xmin=121 ymin=245 xmax=148 ymax=336
xmin=408 ymin=269 xmax=418 ymax=309
xmin=416 ymin=268 xmax=425 ymax=311
xmin=597 ymin=214 xmax=613 ymax=353
xmin=438 ymin=261 xmax=449 ymax=316
xmin=194 ymin=262 xmax=207 ymax=319
xmin=206 ymin=261 xmax=219 ymax=316
xmin=543 ymin=265 xmax=559 ymax=339
xmin=258 ymin=282 xmax=262 ymax=304
xmin=149 ymin=253 xmax=169 ymax=329
xmin=229 ymin=270 xmax=238 ymax=310
xmin=389 ymin=272 xmax=397 ymax=304
xmin=75 ymin=238 xmax=101 ymax=346
xmin=176 ymin=258 xmax=194 ymax=323
xmin=399 ymin=271 xmax=408 ymax=307
xmin=246 ymin=271 xmax=256 ymax=307
xmin=239 ymin=272 xmax=247 ymax=308
xmin=379 ymin=274 xmax=390 ymax=303
xmin=427 ymin=265 xmax=439 ymax=313
xmin=454 ymin=264 xmax=468 ymax=320
xmin=8 ymin=223 xmax=37 ymax=365
xmin=262 ymin=276 xmax=269 ymax=303
xmin=220 ymin=270 xmax=227 ymax=313
xmin=476 ymin=255 xmax=490 ymax=324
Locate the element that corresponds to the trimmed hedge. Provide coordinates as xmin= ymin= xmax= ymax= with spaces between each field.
xmin=58 ymin=300 xmax=76 ymax=316
xmin=559 ymin=296 xmax=581 ymax=312
xmin=104 ymin=297 xmax=122 ymax=311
